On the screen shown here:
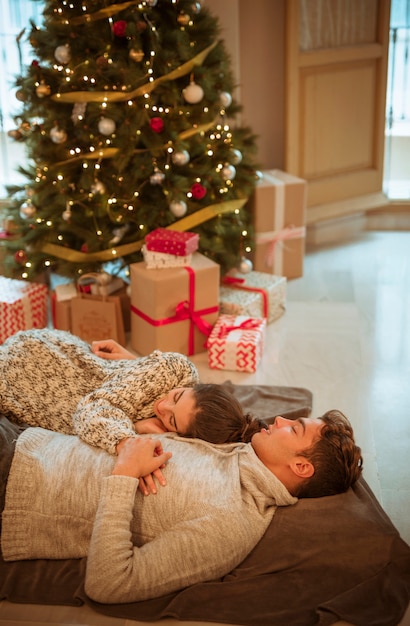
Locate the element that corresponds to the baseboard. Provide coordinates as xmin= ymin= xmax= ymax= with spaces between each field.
xmin=307 ymin=201 xmax=410 ymax=246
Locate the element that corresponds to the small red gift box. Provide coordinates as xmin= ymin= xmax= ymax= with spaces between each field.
xmin=145 ymin=228 xmax=199 ymax=256
xmin=207 ymin=314 xmax=266 ymax=373
xmin=0 ymin=276 xmax=48 ymax=343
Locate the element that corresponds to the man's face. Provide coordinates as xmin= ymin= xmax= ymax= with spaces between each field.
xmin=251 ymin=416 xmax=324 ymax=473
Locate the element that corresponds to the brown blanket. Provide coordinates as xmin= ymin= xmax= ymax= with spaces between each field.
xmin=1 ymin=383 xmax=409 ymax=626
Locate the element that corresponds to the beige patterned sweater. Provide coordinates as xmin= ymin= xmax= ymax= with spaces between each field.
xmin=1 ymin=428 xmax=296 ymax=604
xmin=0 ymin=329 xmax=199 ymax=454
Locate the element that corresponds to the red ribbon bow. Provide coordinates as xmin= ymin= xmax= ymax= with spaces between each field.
xmin=216 ymin=317 xmax=262 ymax=339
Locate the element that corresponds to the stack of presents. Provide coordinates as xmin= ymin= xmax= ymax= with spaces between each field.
xmin=0 ymin=170 xmax=307 ymax=373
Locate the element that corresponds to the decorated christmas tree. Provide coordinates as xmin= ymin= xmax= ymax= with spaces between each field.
xmin=3 ymin=0 xmax=258 ymax=283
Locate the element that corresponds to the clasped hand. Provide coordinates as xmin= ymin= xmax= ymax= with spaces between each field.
xmin=113 ymin=437 xmax=172 ymax=496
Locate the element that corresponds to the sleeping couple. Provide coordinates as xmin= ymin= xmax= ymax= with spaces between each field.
xmin=0 ymin=329 xmax=363 ymax=604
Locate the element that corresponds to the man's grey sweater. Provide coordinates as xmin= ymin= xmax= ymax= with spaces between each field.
xmin=1 ymin=427 xmax=296 ymax=604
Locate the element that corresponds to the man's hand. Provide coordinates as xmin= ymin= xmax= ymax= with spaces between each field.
xmin=112 ymin=437 xmax=172 ymax=486
xmin=91 ymin=339 xmax=137 ymax=360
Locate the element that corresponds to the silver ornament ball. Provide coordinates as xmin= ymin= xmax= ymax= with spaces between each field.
xmin=238 ymin=257 xmax=253 ymax=274
xmin=19 ymin=201 xmax=37 ymax=219
xmin=50 ymin=126 xmax=67 ymax=144
xmin=183 ymin=81 xmax=204 ymax=104
xmin=219 ymin=91 xmax=232 ymax=108
xmin=222 ymin=164 xmax=236 ymax=181
xmin=150 ymin=169 xmax=165 ymax=185
xmin=54 ymin=44 xmax=71 ymax=64
xmin=98 ymin=117 xmax=116 ymax=135
xmin=169 ymin=200 xmax=187 ymax=217
xmin=172 ymin=149 xmax=190 ymax=166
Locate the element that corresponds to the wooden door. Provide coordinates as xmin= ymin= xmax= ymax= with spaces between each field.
xmin=285 ymin=0 xmax=391 ymax=220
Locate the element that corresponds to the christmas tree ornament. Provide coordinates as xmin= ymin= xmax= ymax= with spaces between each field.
xmin=54 ymin=44 xmax=71 ymax=64
xmin=129 ymin=48 xmax=144 ymax=62
xmin=150 ymin=117 xmax=164 ymax=133
xmin=150 ymin=168 xmax=165 ymax=185
xmin=169 ymin=199 xmax=187 ymax=217
xmin=230 ymin=148 xmax=243 ymax=164
xmin=219 ymin=91 xmax=232 ymax=108
xmin=98 ymin=117 xmax=116 ymax=135
xmin=50 ymin=126 xmax=67 ymax=144
xmin=14 ymin=250 xmax=28 ymax=264
xmin=146 ymin=0 xmax=158 ymax=6
xmin=255 ymin=170 xmax=263 ymax=181
xmin=91 ymin=180 xmax=106 ymax=194
xmin=62 ymin=205 xmax=72 ymax=221
xmin=19 ymin=201 xmax=37 ymax=219
xmin=238 ymin=257 xmax=253 ymax=274
xmin=7 ymin=128 xmax=23 ymax=141
xmin=36 ymin=81 xmax=51 ymax=98
xmin=183 ymin=80 xmax=204 ymax=104
xmin=71 ymin=101 xmax=87 ymax=124
xmin=15 ymin=89 xmax=27 ymax=102
xmin=191 ymin=182 xmax=206 ymax=199
xmin=191 ymin=2 xmax=202 ymax=13
xmin=113 ymin=20 xmax=127 ymax=37
xmin=177 ymin=12 xmax=191 ymax=26
xmin=171 ymin=149 xmax=190 ymax=165
xmin=221 ymin=163 xmax=236 ymax=181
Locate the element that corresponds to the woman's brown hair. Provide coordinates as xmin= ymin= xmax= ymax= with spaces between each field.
xmin=184 ymin=383 xmax=266 ymax=444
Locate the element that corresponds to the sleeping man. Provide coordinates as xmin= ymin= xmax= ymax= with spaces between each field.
xmin=0 ymin=409 xmax=362 ymax=604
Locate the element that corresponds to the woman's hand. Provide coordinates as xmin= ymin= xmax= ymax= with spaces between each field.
xmin=91 ymin=339 xmax=136 ymax=360
xmin=112 ymin=437 xmax=172 ymax=483
xmin=135 ymin=418 xmax=168 ymax=435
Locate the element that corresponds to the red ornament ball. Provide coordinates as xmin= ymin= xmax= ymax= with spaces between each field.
xmin=14 ymin=250 xmax=27 ymax=265
xmin=191 ymin=182 xmax=206 ymax=200
xmin=150 ymin=117 xmax=164 ymax=133
xmin=113 ymin=20 xmax=127 ymax=37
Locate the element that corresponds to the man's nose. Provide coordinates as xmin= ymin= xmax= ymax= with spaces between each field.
xmin=274 ymin=416 xmax=289 ymax=428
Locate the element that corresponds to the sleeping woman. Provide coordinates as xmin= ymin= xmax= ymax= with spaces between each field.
xmin=0 ymin=329 xmax=265 ymax=455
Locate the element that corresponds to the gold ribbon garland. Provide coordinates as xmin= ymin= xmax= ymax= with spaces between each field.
xmin=40 ymin=198 xmax=248 ymax=263
xmin=51 ymin=42 xmax=218 ymax=104
xmin=67 ymin=1 xmax=139 ymax=25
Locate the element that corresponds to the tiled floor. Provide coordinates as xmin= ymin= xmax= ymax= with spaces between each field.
xmin=1 ymin=230 xmax=409 ymax=625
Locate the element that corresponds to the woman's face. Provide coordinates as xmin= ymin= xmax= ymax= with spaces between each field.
xmin=153 ymin=387 xmax=196 ymax=434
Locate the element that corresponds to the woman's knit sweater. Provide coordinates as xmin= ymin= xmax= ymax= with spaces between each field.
xmin=1 ymin=427 xmax=296 ymax=604
xmin=0 ymin=329 xmax=199 ymax=453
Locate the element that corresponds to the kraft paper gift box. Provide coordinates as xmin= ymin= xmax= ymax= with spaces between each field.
xmin=219 ymin=271 xmax=286 ymax=324
xmin=250 ymin=170 xmax=307 ymax=279
xmin=130 ymin=252 xmax=220 ymax=356
xmin=0 ymin=276 xmax=48 ymax=343
xmin=207 ymin=314 xmax=266 ymax=373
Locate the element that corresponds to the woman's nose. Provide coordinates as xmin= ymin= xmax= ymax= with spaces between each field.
xmin=274 ymin=416 xmax=288 ymax=428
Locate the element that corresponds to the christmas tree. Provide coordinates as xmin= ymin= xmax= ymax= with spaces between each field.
xmin=3 ymin=0 xmax=258 ymax=282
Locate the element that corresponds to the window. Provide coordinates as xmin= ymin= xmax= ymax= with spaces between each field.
xmin=0 ymin=0 xmax=44 ymax=198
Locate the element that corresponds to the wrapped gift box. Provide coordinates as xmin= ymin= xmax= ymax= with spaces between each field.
xmin=250 ymin=170 xmax=307 ymax=279
xmin=131 ymin=252 xmax=219 ymax=356
xmin=142 ymin=245 xmax=193 ymax=269
xmin=145 ymin=228 xmax=199 ymax=256
xmin=208 ymin=314 xmax=266 ymax=373
xmin=220 ymin=271 xmax=286 ymax=324
xmin=0 ymin=276 xmax=48 ymax=343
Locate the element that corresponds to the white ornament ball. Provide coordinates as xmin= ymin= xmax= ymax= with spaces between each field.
xmin=219 ymin=91 xmax=232 ymax=108
xmin=146 ymin=0 xmax=158 ymax=5
xmin=169 ymin=200 xmax=187 ymax=217
xmin=238 ymin=257 xmax=253 ymax=274
xmin=62 ymin=208 xmax=72 ymax=221
xmin=150 ymin=169 xmax=165 ymax=185
xmin=255 ymin=170 xmax=264 ymax=181
xmin=50 ymin=126 xmax=67 ymax=144
xmin=172 ymin=149 xmax=190 ymax=166
xmin=19 ymin=201 xmax=36 ymax=219
xmin=221 ymin=164 xmax=236 ymax=181
xmin=98 ymin=117 xmax=116 ymax=135
xmin=230 ymin=149 xmax=243 ymax=165
xmin=54 ymin=44 xmax=71 ymax=64
xmin=183 ymin=81 xmax=204 ymax=104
